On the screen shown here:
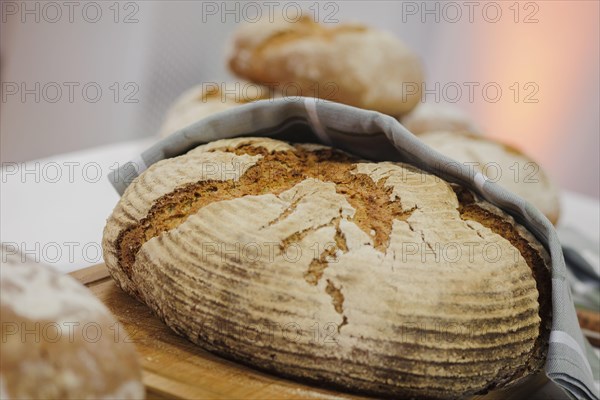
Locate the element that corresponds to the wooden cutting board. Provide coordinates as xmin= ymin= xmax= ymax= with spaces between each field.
xmin=71 ymin=264 xmax=551 ymax=400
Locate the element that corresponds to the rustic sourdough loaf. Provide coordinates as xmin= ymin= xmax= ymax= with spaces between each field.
xmin=401 ymin=103 xmax=480 ymax=135
xmin=228 ymin=17 xmax=423 ymax=116
xmin=417 ymin=131 xmax=560 ymax=225
xmin=103 ymin=137 xmax=552 ymax=399
xmin=0 ymin=244 xmax=144 ymax=400
xmin=159 ymin=82 xmax=273 ymax=138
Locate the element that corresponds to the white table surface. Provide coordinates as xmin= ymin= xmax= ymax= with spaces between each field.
xmin=1 ymin=138 xmax=599 ymax=274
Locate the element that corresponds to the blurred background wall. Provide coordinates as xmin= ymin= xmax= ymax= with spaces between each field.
xmin=1 ymin=0 xmax=598 ymax=198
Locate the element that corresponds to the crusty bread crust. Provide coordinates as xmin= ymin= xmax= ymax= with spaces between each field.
xmin=228 ymin=17 xmax=424 ymax=116
xmin=1 ymin=245 xmax=144 ymax=399
xmin=418 ymin=130 xmax=561 ymax=224
xmin=103 ymin=137 xmax=551 ymax=399
xmin=401 ymin=103 xmax=480 ymax=135
xmin=158 ymin=82 xmax=274 ymax=138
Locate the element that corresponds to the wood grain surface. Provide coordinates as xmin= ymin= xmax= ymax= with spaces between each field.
xmin=70 ymin=264 xmax=582 ymax=400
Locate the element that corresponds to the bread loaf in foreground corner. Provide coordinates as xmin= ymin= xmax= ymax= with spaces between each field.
xmin=103 ymin=137 xmax=552 ymax=399
xmin=228 ymin=17 xmax=424 ymax=116
xmin=0 ymin=244 xmax=144 ymax=400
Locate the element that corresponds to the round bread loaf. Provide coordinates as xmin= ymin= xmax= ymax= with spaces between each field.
xmin=418 ymin=131 xmax=560 ymax=225
xmin=401 ymin=103 xmax=479 ymax=135
xmin=159 ymin=82 xmax=272 ymax=138
xmin=228 ymin=17 xmax=423 ymax=116
xmin=0 ymin=244 xmax=144 ymax=399
xmin=103 ymin=137 xmax=551 ymax=399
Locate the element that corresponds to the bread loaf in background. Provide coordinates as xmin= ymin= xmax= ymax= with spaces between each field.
xmin=103 ymin=137 xmax=552 ymax=399
xmin=228 ymin=17 xmax=424 ymax=116
xmin=159 ymin=82 xmax=273 ymax=138
xmin=401 ymin=102 xmax=480 ymax=135
xmin=0 ymin=244 xmax=144 ymax=400
xmin=159 ymin=18 xmax=424 ymax=138
xmin=418 ymin=131 xmax=561 ymax=224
